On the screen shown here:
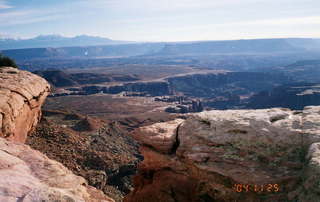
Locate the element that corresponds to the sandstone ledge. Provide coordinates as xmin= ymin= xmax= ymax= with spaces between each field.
xmin=0 ymin=67 xmax=50 ymax=143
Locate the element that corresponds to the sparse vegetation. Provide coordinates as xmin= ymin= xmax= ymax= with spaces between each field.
xmin=0 ymin=53 xmax=18 ymax=68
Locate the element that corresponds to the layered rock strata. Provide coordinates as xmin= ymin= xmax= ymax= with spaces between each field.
xmin=126 ymin=106 xmax=320 ymax=201
xmin=0 ymin=67 xmax=50 ymax=143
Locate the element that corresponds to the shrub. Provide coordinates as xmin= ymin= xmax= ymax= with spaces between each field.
xmin=0 ymin=53 xmax=18 ymax=68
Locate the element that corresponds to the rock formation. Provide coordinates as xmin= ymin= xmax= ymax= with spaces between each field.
xmin=131 ymin=119 xmax=184 ymax=154
xmin=125 ymin=106 xmax=320 ymax=201
xmin=0 ymin=67 xmax=50 ymax=143
xmin=0 ymin=137 xmax=114 ymax=202
xmin=0 ymin=67 xmax=115 ymax=201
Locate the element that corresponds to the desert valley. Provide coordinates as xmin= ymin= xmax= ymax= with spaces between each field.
xmin=1 ymin=37 xmax=320 ymax=201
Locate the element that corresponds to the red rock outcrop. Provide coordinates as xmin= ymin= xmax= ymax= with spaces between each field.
xmin=0 ymin=67 xmax=50 ymax=143
xmin=125 ymin=107 xmax=320 ymax=201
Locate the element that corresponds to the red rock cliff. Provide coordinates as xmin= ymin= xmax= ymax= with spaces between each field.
xmin=0 ymin=67 xmax=50 ymax=143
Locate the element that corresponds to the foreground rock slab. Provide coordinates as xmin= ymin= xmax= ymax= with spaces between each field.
xmin=0 ymin=67 xmax=50 ymax=143
xmin=0 ymin=137 xmax=114 ymax=202
xmin=126 ymin=106 xmax=320 ymax=202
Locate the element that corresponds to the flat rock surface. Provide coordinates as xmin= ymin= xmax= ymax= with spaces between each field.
xmin=177 ymin=107 xmax=320 ymax=184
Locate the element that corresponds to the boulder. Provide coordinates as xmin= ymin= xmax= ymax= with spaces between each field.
xmin=130 ymin=119 xmax=184 ymax=153
xmin=0 ymin=67 xmax=50 ymax=143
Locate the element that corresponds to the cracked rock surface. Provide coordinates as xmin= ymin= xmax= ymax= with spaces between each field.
xmin=0 ymin=67 xmax=50 ymax=143
xmin=126 ymin=107 xmax=320 ymax=202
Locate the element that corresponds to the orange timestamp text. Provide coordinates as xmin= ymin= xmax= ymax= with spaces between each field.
xmin=233 ymin=184 xmax=280 ymax=193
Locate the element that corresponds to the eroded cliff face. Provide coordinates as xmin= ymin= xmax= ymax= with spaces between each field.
xmin=0 ymin=67 xmax=114 ymax=201
xmin=167 ymin=72 xmax=292 ymax=98
xmin=125 ymin=106 xmax=320 ymax=201
xmin=0 ymin=67 xmax=50 ymax=143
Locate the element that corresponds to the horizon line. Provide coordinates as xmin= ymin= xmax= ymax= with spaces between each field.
xmin=1 ymin=34 xmax=319 ymax=44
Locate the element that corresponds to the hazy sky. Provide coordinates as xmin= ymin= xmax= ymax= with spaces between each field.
xmin=0 ymin=0 xmax=319 ymax=41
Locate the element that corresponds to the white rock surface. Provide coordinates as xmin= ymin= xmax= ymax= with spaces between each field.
xmin=0 ymin=136 xmax=114 ymax=202
xmin=131 ymin=119 xmax=184 ymax=153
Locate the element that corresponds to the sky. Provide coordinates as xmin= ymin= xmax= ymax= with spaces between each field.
xmin=0 ymin=0 xmax=319 ymax=42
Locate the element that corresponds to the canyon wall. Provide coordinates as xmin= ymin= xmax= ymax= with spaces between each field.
xmin=76 ymin=81 xmax=171 ymax=96
xmin=57 ymin=72 xmax=290 ymax=102
xmin=247 ymin=82 xmax=320 ymax=110
xmin=167 ymin=72 xmax=292 ymax=98
xmin=126 ymin=106 xmax=320 ymax=201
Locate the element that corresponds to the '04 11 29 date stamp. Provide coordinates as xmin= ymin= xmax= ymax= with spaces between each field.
xmin=233 ymin=184 xmax=280 ymax=193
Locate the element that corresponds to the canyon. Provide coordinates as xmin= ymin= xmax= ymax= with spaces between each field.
xmin=35 ymin=69 xmax=294 ymax=111
xmin=2 ymin=67 xmax=320 ymax=201
xmin=2 ymin=36 xmax=320 ymax=202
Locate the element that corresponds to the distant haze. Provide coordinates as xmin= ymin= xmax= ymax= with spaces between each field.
xmin=0 ymin=0 xmax=319 ymax=42
xmin=2 ymin=38 xmax=320 ymax=59
xmin=0 ymin=35 xmax=132 ymax=50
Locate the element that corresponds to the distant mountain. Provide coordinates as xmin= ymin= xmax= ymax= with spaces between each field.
xmin=1 ymin=43 xmax=165 ymax=61
xmin=153 ymin=38 xmax=320 ymax=56
xmin=1 ymin=38 xmax=320 ymax=69
xmin=0 ymin=35 xmax=132 ymax=50
xmin=285 ymin=38 xmax=320 ymax=51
